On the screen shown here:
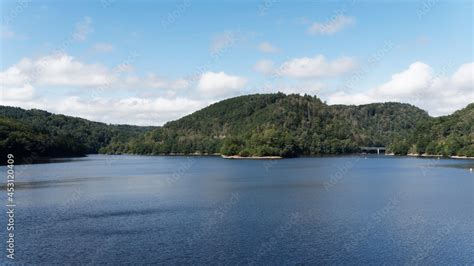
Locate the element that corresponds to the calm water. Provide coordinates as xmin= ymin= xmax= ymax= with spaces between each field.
xmin=0 ymin=155 xmax=473 ymax=264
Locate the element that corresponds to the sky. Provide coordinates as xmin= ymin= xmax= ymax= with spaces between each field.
xmin=0 ymin=0 xmax=473 ymax=126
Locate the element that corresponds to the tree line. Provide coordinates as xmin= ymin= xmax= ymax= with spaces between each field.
xmin=1 ymin=93 xmax=472 ymax=163
xmin=0 ymin=106 xmax=150 ymax=163
xmin=99 ymin=93 xmax=474 ymax=158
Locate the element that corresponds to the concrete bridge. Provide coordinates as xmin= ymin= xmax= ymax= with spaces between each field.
xmin=360 ymin=147 xmax=386 ymax=155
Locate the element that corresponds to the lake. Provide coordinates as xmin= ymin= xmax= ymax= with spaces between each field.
xmin=0 ymin=155 xmax=473 ymax=264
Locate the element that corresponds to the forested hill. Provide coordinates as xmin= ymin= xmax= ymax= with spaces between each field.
xmin=99 ymin=93 xmax=473 ymax=157
xmin=402 ymin=103 xmax=474 ymax=156
xmin=1 ymin=93 xmax=473 ymax=163
xmin=0 ymin=106 xmax=152 ymax=163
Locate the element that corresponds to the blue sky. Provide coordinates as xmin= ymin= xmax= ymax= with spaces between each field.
xmin=1 ymin=0 xmax=473 ymax=125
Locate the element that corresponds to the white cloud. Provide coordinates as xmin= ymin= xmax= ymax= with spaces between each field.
xmin=1 ymin=54 xmax=112 ymax=87
xmin=307 ymin=15 xmax=355 ymax=35
xmin=327 ymin=62 xmax=474 ymax=116
xmin=0 ymin=53 xmax=190 ymax=93
xmin=122 ymin=74 xmax=190 ymax=91
xmin=73 ymin=16 xmax=93 ymax=41
xmin=1 ymin=84 xmax=35 ymax=101
xmin=35 ymin=54 xmax=112 ymax=86
xmin=0 ymin=53 xmax=201 ymax=125
xmin=0 ymin=54 xmax=234 ymax=125
xmin=0 ymin=62 xmax=35 ymax=101
xmin=0 ymin=95 xmax=206 ymax=126
xmin=374 ymin=62 xmax=433 ymax=97
xmin=169 ymin=78 xmax=190 ymax=90
xmin=280 ymin=55 xmax=356 ymax=79
xmin=262 ymin=82 xmax=326 ymax=95
xmin=452 ymin=62 xmax=474 ymax=89
xmin=54 ymin=96 xmax=205 ymax=125
xmin=254 ymin=59 xmax=275 ymax=75
xmin=257 ymin=42 xmax=279 ymax=53
xmin=0 ymin=64 xmax=30 ymax=87
xmin=197 ymin=71 xmax=247 ymax=97
xmin=92 ymin=42 xmax=114 ymax=53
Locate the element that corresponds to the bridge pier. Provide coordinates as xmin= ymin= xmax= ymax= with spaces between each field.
xmin=361 ymin=147 xmax=386 ymax=155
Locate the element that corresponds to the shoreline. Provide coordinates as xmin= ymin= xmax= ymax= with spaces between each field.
xmin=221 ymin=155 xmax=282 ymax=160
xmin=405 ymin=153 xmax=474 ymax=160
xmin=449 ymin=155 xmax=474 ymax=160
xmin=5 ymin=152 xmax=473 ymax=166
xmin=220 ymin=154 xmax=474 ymax=160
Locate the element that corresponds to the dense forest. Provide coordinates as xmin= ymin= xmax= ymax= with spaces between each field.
xmin=1 ymin=93 xmax=473 ymax=163
xmin=0 ymin=106 xmax=151 ymax=164
xmin=99 ymin=93 xmax=473 ymax=158
xmin=395 ymin=103 xmax=474 ymax=157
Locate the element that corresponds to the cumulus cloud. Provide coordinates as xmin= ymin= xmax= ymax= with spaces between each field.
xmin=0 ymin=53 xmax=243 ymax=125
xmin=0 ymin=95 xmax=206 ymax=126
xmin=280 ymin=55 xmax=356 ymax=79
xmin=1 ymin=61 xmax=36 ymax=101
xmin=54 ymin=96 xmax=205 ymax=125
xmin=254 ymin=59 xmax=275 ymax=75
xmin=452 ymin=62 xmax=474 ymax=89
xmin=197 ymin=71 xmax=247 ymax=98
xmin=257 ymin=42 xmax=279 ymax=53
xmin=262 ymin=82 xmax=326 ymax=95
xmin=327 ymin=62 xmax=474 ymax=116
xmin=0 ymin=53 xmax=114 ymax=87
xmin=0 ymin=53 xmax=204 ymax=125
xmin=123 ymin=74 xmax=190 ymax=91
xmin=375 ymin=62 xmax=433 ymax=97
xmin=0 ymin=53 xmax=189 ymax=93
xmin=307 ymin=15 xmax=355 ymax=35
xmin=35 ymin=54 xmax=113 ymax=86
xmin=0 ymin=63 xmax=30 ymax=87
xmin=1 ymin=84 xmax=35 ymax=101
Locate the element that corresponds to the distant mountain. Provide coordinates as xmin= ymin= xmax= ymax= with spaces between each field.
xmin=2 ymin=93 xmax=472 ymax=163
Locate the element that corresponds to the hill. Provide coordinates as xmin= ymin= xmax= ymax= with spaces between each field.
xmin=405 ymin=103 xmax=474 ymax=156
xmin=2 ymin=93 xmax=472 ymax=162
xmin=100 ymin=93 xmax=464 ymax=157
xmin=0 ymin=106 xmax=152 ymax=163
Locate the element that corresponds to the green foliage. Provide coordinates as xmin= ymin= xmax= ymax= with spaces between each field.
xmin=1 ymin=95 xmax=472 ymax=161
xmin=388 ymin=139 xmax=410 ymax=155
xmin=407 ymin=103 xmax=474 ymax=156
xmin=220 ymin=137 xmax=245 ymax=156
xmin=0 ymin=106 xmax=150 ymax=163
xmin=101 ymin=93 xmax=458 ymax=158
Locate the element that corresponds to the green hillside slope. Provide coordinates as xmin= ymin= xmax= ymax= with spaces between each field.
xmin=2 ymin=93 xmax=472 ymax=162
xmin=100 ymin=93 xmax=447 ymax=157
xmin=0 ymin=106 xmax=152 ymax=163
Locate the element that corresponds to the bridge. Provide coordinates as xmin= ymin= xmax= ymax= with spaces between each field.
xmin=360 ymin=147 xmax=386 ymax=155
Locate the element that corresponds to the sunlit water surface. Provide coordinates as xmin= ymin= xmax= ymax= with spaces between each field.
xmin=0 ymin=155 xmax=472 ymax=264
